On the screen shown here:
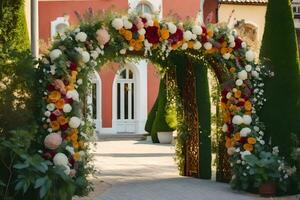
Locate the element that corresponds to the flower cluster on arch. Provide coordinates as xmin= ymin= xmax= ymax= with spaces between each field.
xmin=38 ymin=12 xmax=294 ymax=187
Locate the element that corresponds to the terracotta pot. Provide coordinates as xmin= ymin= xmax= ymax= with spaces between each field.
xmin=259 ymin=182 xmax=276 ymax=197
xmin=157 ymin=131 xmax=173 ymax=144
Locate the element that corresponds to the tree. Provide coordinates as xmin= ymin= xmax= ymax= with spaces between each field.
xmin=259 ymin=0 xmax=300 ymax=158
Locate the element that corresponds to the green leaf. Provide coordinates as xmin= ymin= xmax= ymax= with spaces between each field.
xmin=14 ymin=162 xmax=29 ymax=169
xmin=34 ymin=177 xmax=47 ymax=189
xmin=15 ymin=180 xmax=24 ymax=191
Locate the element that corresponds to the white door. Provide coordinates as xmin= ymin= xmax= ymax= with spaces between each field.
xmin=116 ymin=68 xmax=136 ymax=132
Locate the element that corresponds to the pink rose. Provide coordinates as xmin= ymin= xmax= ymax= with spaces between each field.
xmin=53 ymin=79 xmax=66 ymax=95
xmin=134 ymin=18 xmax=144 ymax=30
xmin=96 ymin=29 xmax=110 ymax=46
xmin=44 ymin=133 xmax=62 ymax=150
xmin=53 ymin=109 xmax=62 ymax=116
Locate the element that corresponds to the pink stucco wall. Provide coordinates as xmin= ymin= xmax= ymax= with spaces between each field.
xmin=163 ymin=0 xmax=200 ymax=20
xmin=147 ymin=64 xmax=160 ymax=112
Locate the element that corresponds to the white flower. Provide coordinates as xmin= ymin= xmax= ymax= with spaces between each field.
xmin=138 ymin=28 xmax=146 ymax=35
xmin=232 ymin=115 xmax=243 ymax=125
xmin=245 ymin=65 xmax=252 ymax=72
xmin=235 ymin=79 xmax=243 ymax=86
xmin=193 ymin=41 xmax=202 ymax=50
xmin=240 ymin=127 xmax=251 ymax=137
xmin=64 ymin=165 xmax=71 ymax=175
xmin=112 ymin=18 xmax=123 ymax=30
xmin=75 ymin=32 xmax=87 ymax=42
xmin=66 ymin=146 xmax=75 ymax=155
xmin=229 ymin=42 xmax=235 ymax=48
xmin=147 ymin=19 xmax=154 ymax=26
xmin=42 ymin=58 xmax=49 ymax=64
xmin=90 ymin=51 xmax=99 ymax=60
xmin=77 ymin=79 xmax=83 ymax=85
xmin=243 ymin=115 xmax=252 ymax=125
xmin=183 ymin=30 xmax=193 ymax=41
xmin=66 ymin=90 xmax=79 ymax=102
xmin=241 ymin=150 xmax=251 ymax=159
xmin=222 ymin=124 xmax=228 ymax=132
xmin=120 ymin=49 xmax=127 ymax=54
xmin=74 ymin=28 xmax=80 ymax=33
xmin=47 ymin=103 xmax=55 ymax=111
xmin=192 ymin=25 xmax=202 ymax=35
xmin=53 ymin=153 xmax=69 ymax=166
xmin=49 ymin=49 xmax=62 ymax=62
xmin=181 ymin=43 xmax=188 ymax=50
xmin=223 ymin=53 xmax=231 ymax=60
xmin=44 ymin=111 xmax=51 ymax=117
xmin=191 ymin=34 xmax=197 ymax=40
xmin=81 ymin=51 xmax=90 ymax=63
xmin=238 ymin=70 xmax=248 ymax=80
xmin=254 ymin=126 xmax=260 ymax=132
xmin=245 ymin=50 xmax=255 ymax=62
xmin=129 ymin=46 xmax=134 ymax=51
xmin=69 ymin=116 xmax=81 ymax=128
xmin=226 ymin=92 xmax=232 ymax=99
xmin=241 ymin=42 xmax=247 ymax=48
xmin=227 ymin=147 xmax=236 ymax=155
xmin=50 ymin=65 xmax=56 ymax=75
xmin=260 ymin=140 xmax=265 ymax=145
xmin=204 ymin=42 xmax=212 ymax=50
xmin=167 ymin=22 xmax=177 ymax=34
xmin=143 ymin=13 xmax=152 ymax=21
xmin=272 ymin=146 xmax=279 ymax=156
xmin=123 ymin=19 xmax=133 ymax=29
xmin=251 ymin=70 xmax=259 ymax=78
xmin=228 ymin=35 xmax=235 ymax=43
xmin=63 ymin=104 xmax=72 ymax=113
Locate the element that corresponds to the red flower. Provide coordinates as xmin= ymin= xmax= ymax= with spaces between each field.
xmin=200 ymin=35 xmax=208 ymax=43
xmin=70 ymin=62 xmax=77 ymax=71
xmin=141 ymin=17 xmax=147 ymax=24
xmin=69 ymin=157 xmax=75 ymax=167
xmin=145 ymin=26 xmax=160 ymax=44
xmin=202 ymin=26 xmax=207 ymax=35
xmin=131 ymin=24 xmax=138 ymax=33
xmin=240 ymin=137 xmax=247 ymax=144
xmin=218 ymin=36 xmax=225 ymax=43
xmin=43 ymin=151 xmax=56 ymax=160
xmin=168 ymin=29 xmax=183 ymax=45
xmin=60 ymin=123 xmax=69 ymax=131
xmin=50 ymin=113 xmax=57 ymax=121
xmin=234 ymin=38 xmax=243 ymax=50
xmin=47 ymin=84 xmax=55 ymax=92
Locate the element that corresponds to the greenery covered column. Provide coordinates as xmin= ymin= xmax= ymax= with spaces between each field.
xmin=259 ymin=0 xmax=300 ymax=157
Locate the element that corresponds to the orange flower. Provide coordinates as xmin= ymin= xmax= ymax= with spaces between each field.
xmin=71 ymin=133 xmax=78 ymax=142
xmin=50 ymin=121 xmax=60 ymax=131
xmin=138 ymin=34 xmax=145 ymax=41
xmin=57 ymin=115 xmax=68 ymax=125
xmin=243 ymin=143 xmax=253 ymax=151
xmin=129 ymin=39 xmax=136 ymax=47
xmin=153 ymin=20 xmax=160 ymax=27
xmin=73 ymin=142 xmax=79 ymax=149
xmin=247 ymin=137 xmax=256 ymax=144
xmin=226 ymin=137 xmax=233 ymax=148
xmin=245 ymin=100 xmax=252 ymax=111
xmin=221 ymin=102 xmax=227 ymax=111
xmin=188 ymin=41 xmax=194 ymax=49
xmin=234 ymin=132 xmax=241 ymax=141
xmin=49 ymin=91 xmax=61 ymax=103
xmin=221 ymin=41 xmax=227 ymax=48
xmin=124 ymin=30 xmax=133 ymax=41
xmin=220 ymin=47 xmax=228 ymax=55
xmin=55 ymin=98 xmax=65 ymax=109
xmin=160 ymin=28 xmax=169 ymax=40
xmin=207 ymin=29 xmax=214 ymax=38
xmin=234 ymin=90 xmax=242 ymax=98
xmin=73 ymin=152 xmax=80 ymax=161
xmin=223 ymin=112 xmax=231 ymax=123
xmin=229 ymin=67 xmax=236 ymax=73
xmin=134 ymin=41 xmax=143 ymax=51
xmin=119 ymin=28 xmax=126 ymax=35
xmin=66 ymin=84 xmax=74 ymax=91
xmin=79 ymin=141 xmax=85 ymax=148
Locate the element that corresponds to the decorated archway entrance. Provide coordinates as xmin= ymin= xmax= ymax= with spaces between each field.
xmin=37 ymin=11 xmax=285 ymax=197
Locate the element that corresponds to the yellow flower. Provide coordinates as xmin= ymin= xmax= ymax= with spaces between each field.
xmin=160 ymin=28 xmax=169 ymax=40
xmin=247 ymin=137 xmax=256 ymax=144
xmin=129 ymin=39 xmax=136 ymax=47
xmin=234 ymin=132 xmax=241 ymax=141
xmin=55 ymin=98 xmax=65 ymax=109
xmin=229 ymin=67 xmax=236 ymax=73
xmin=73 ymin=152 xmax=80 ymax=161
xmin=73 ymin=142 xmax=79 ymax=149
xmin=134 ymin=41 xmax=143 ymax=51
xmin=79 ymin=141 xmax=85 ymax=148
xmin=223 ymin=112 xmax=231 ymax=123
xmin=119 ymin=28 xmax=126 ymax=35
xmin=187 ymin=41 xmax=194 ymax=49
xmin=243 ymin=143 xmax=253 ymax=151
xmin=207 ymin=29 xmax=214 ymax=38
xmin=153 ymin=20 xmax=160 ymax=28
xmin=124 ymin=30 xmax=133 ymax=41
xmin=221 ymin=102 xmax=227 ymax=111
xmin=57 ymin=115 xmax=68 ymax=125
xmin=234 ymin=90 xmax=242 ymax=99
xmin=221 ymin=42 xmax=227 ymax=48
xmin=138 ymin=34 xmax=145 ymax=42
xmin=49 ymin=91 xmax=61 ymax=103
xmin=50 ymin=121 xmax=60 ymax=131
xmin=245 ymin=100 xmax=252 ymax=111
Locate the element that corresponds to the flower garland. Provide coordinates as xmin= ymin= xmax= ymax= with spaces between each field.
xmin=37 ymin=12 xmax=294 ymax=192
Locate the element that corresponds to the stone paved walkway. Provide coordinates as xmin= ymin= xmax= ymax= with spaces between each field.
xmin=76 ymin=140 xmax=298 ymax=200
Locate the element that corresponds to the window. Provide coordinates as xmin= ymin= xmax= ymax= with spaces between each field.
xmin=136 ymin=2 xmax=153 ymax=14
xmin=293 ymin=5 xmax=300 ymax=16
xmin=51 ymin=16 xmax=69 ymax=39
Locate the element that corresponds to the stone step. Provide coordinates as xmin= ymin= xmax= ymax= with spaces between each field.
xmin=97 ymin=133 xmax=149 ymax=141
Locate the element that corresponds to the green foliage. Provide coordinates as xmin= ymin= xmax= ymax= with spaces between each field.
xmin=259 ymin=0 xmax=300 ymax=157
xmin=151 ymin=78 xmax=174 ymax=143
xmin=144 ymin=91 xmax=159 ymax=133
xmin=0 ymin=0 xmax=29 ymax=50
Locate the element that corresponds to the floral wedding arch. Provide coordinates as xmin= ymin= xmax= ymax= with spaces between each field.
xmin=37 ymin=11 xmax=293 ymax=194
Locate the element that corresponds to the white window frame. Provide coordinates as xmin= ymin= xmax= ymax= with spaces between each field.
xmin=128 ymin=0 xmax=163 ymax=19
xmin=50 ymin=16 xmax=70 ymax=39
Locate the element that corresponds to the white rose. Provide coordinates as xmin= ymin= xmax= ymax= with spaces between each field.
xmin=69 ymin=116 xmax=81 ymax=128
xmin=181 ymin=43 xmax=188 ymax=50
xmin=47 ymin=103 xmax=55 ymax=111
xmin=147 ymin=19 xmax=153 ymax=26
xmin=222 ymin=124 xmax=228 ymax=132
xmin=226 ymin=92 xmax=232 ymax=99
xmin=243 ymin=115 xmax=252 ymax=125
xmin=64 ymin=165 xmax=71 ymax=175
xmin=192 ymin=25 xmax=202 ymax=35
xmin=44 ymin=111 xmax=51 ymax=117
xmin=232 ymin=115 xmax=243 ymax=125
xmin=167 ymin=22 xmax=177 ymax=34
xmin=240 ymin=127 xmax=251 ymax=137
xmin=193 ymin=41 xmax=202 ymax=50
xmin=229 ymin=42 xmax=235 ymax=48
xmin=228 ymin=35 xmax=235 ymax=43
xmin=49 ymin=49 xmax=62 ymax=62
xmin=251 ymin=70 xmax=259 ymax=78
xmin=66 ymin=90 xmax=79 ymax=102
xmin=138 ymin=28 xmax=146 ymax=35
xmin=223 ymin=53 xmax=231 ymax=60
xmin=204 ymin=42 xmax=212 ymax=50
xmin=235 ymin=79 xmax=243 ymax=86
xmin=77 ymin=79 xmax=83 ymax=85
xmin=112 ymin=18 xmax=123 ymax=30
xmin=50 ymin=65 xmax=56 ymax=75
xmin=81 ymin=51 xmax=90 ymax=63
xmin=63 ymin=104 xmax=72 ymax=113
xmin=53 ymin=153 xmax=69 ymax=166
xmin=66 ymin=146 xmax=75 ymax=155
xmin=245 ymin=65 xmax=252 ymax=72
xmin=238 ymin=70 xmax=248 ymax=80
xmin=183 ymin=30 xmax=193 ymax=41
xmin=123 ymin=19 xmax=133 ymax=29
xmin=90 ymin=51 xmax=99 ymax=60
xmin=241 ymin=42 xmax=247 ymax=48
xmin=191 ymin=34 xmax=197 ymax=40
xmin=227 ymin=147 xmax=236 ymax=155
xmin=120 ymin=49 xmax=127 ymax=54
xmin=75 ymin=32 xmax=87 ymax=42
xmin=245 ymin=50 xmax=255 ymax=62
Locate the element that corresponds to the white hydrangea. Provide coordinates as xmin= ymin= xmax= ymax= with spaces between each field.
xmin=50 ymin=65 xmax=56 ymax=75
xmin=193 ymin=41 xmax=202 ymax=50
xmin=183 ymin=30 xmax=193 ymax=41
xmin=53 ymin=153 xmax=69 ymax=166
xmin=167 ymin=22 xmax=177 ymax=34
xmin=232 ymin=115 xmax=243 ymax=125
xmin=243 ymin=115 xmax=252 ymax=125
xmin=49 ymin=49 xmax=62 ymax=62
xmin=90 ymin=51 xmax=99 ymax=60
xmin=251 ymin=70 xmax=259 ymax=78
xmin=192 ymin=25 xmax=202 ymax=35
xmin=203 ymin=42 xmax=212 ymax=50
xmin=223 ymin=53 xmax=231 ymax=60
xmin=138 ymin=28 xmax=146 ymax=35
xmin=229 ymin=42 xmax=235 ymax=48
xmin=47 ymin=103 xmax=55 ymax=111
xmin=245 ymin=50 xmax=255 ymax=62
xmin=191 ymin=34 xmax=197 ymax=40
xmin=44 ymin=111 xmax=51 ymax=117
xmin=77 ymin=79 xmax=83 ymax=85
xmin=75 ymin=32 xmax=87 ymax=42
xmin=112 ymin=18 xmax=123 ymax=30
xmin=69 ymin=116 xmax=81 ymax=129
xmin=238 ymin=70 xmax=248 ymax=80
xmin=240 ymin=127 xmax=251 ymax=137
xmin=235 ymin=79 xmax=243 ymax=86
xmin=120 ymin=49 xmax=127 ymax=54
xmin=123 ymin=19 xmax=133 ymax=29
xmin=228 ymin=35 xmax=235 ymax=43
xmin=81 ymin=51 xmax=90 ymax=63
xmin=66 ymin=90 xmax=79 ymax=102
xmin=63 ymin=104 xmax=72 ymax=113
xmin=181 ymin=43 xmax=188 ymax=50
xmin=245 ymin=65 xmax=252 ymax=72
